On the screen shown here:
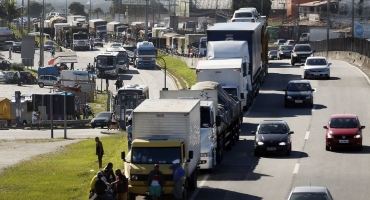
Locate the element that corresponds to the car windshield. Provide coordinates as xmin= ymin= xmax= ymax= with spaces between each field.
xmin=125 ymin=110 xmax=132 ymax=116
xmin=15 ymin=42 xmax=21 ymax=45
xmin=295 ymin=45 xmax=311 ymax=52
xmin=95 ymin=39 xmax=102 ymax=42
xmin=330 ymin=118 xmax=358 ymax=128
xmin=111 ymin=43 xmax=121 ymax=47
xmin=269 ymin=50 xmax=277 ymax=54
xmin=289 ymin=192 xmax=329 ymax=200
xmin=96 ymin=112 xmax=111 ymax=118
xmin=287 ymin=83 xmax=312 ymax=91
xmin=306 ymin=59 xmax=327 ymax=65
xmin=258 ymin=124 xmax=288 ymax=134
xmin=45 ymin=41 xmax=54 ymax=45
xmin=131 ymin=147 xmax=181 ymax=164
xmin=235 ymin=12 xmax=253 ymax=18
xmin=278 ymin=40 xmax=286 ymax=43
xmin=281 ymin=46 xmax=293 ymax=50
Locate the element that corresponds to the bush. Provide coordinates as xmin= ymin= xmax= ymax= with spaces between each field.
xmin=10 ymin=62 xmax=25 ymax=71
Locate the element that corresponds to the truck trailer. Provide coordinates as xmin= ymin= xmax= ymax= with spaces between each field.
xmin=89 ymin=19 xmax=107 ymax=38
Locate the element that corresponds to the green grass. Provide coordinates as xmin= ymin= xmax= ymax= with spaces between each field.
xmin=89 ymin=92 xmax=108 ymax=115
xmin=0 ymin=134 xmax=128 ymax=199
xmin=156 ymin=52 xmax=196 ymax=88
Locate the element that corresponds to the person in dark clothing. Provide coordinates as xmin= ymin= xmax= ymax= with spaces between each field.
xmin=115 ymin=78 xmax=121 ymax=91
xmin=95 ymin=171 xmax=115 ymax=200
xmin=95 ymin=137 xmax=104 ymax=168
xmin=104 ymin=162 xmax=116 ymax=183
xmin=110 ymin=169 xmax=128 ymax=200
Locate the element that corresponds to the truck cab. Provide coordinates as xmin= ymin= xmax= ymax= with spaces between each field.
xmin=72 ymin=31 xmax=89 ymax=51
xmin=134 ymin=41 xmax=156 ymax=69
xmin=198 ymin=37 xmax=207 ymax=57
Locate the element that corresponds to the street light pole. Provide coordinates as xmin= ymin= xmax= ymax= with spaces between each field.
xmin=261 ymin=0 xmax=263 ymax=16
xmin=351 ymin=0 xmax=354 ymax=52
xmin=326 ymin=0 xmax=330 ymax=57
xmin=27 ymin=0 xmax=30 ymax=33
xmin=145 ymin=0 xmax=148 ymax=41
xmin=66 ymin=0 xmax=68 ymax=16
xmin=157 ymin=57 xmax=167 ymax=89
xmin=40 ymin=0 xmax=45 ymax=67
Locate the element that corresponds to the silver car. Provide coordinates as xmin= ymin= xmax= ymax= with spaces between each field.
xmin=303 ymin=57 xmax=331 ymax=79
xmin=38 ymin=75 xmax=59 ymax=88
xmin=287 ymin=186 xmax=334 ymax=200
xmin=3 ymin=41 xmax=15 ymax=51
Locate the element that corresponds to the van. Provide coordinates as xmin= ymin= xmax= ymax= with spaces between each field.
xmin=231 ymin=8 xmax=259 ymax=22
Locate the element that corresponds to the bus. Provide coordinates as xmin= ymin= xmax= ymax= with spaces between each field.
xmin=94 ymin=52 xmax=119 ymax=78
xmin=106 ymin=47 xmax=129 ymax=73
xmin=115 ymin=84 xmax=149 ymax=109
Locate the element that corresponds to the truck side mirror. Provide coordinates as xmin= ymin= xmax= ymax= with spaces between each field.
xmin=121 ymin=151 xmax=126 ymax=161
xmin=240 ymin=93 xmax=245 ymax=99
xmin=215 ymin=116 xmax=221 ymax=126
xmin=188 ymin=151 xmax=193 ymax=159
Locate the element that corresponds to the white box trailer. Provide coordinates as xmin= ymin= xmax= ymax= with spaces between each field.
xmin=67 ymin=15 xmax=86 ymax=25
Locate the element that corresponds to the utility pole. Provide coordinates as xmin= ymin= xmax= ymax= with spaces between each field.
xmin=90 ymin=0 xmax=92 ymax=20
xmin=351 ymin=0 xmax=354 ymax=52
xmin=66 ymin=0 xmax=68 ymax=16
xmin=326 ymin=0 xmax=330 ymax=57
xmin=145 ymin=0 xmax=148 ymax=41
xmin=27 ymin=0 xmax=30 ymax=33
xmin=261 ymin=0 xmax=263 ymax=16
xmin=21 ymin=0 xmax=24 ymax=36
xmin=40 ymin=0 xmax=45 ymax=67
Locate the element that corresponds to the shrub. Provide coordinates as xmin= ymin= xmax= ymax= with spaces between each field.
xmin=10 ymin=62 xmax=25 ymax=71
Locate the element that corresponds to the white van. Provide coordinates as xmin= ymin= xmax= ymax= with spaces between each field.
xmin=231 ymin=8 xmax=259 ymax=22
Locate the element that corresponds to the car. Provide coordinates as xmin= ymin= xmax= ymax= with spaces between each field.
xmin=284 ymin=80 xmax=314 ymax=108
xmin=324 ymin=114 xmax=365 ymax=151
xmin=37 ymin=75 xmax=59 ymax=88
xmin=3 ymin=71 xmax=14 ymax=83
xmin=268 ymin=50 xmax=277 ymax=60
xmin=44 ymin=40 xmax=55 ymax=51
xmin=0 ymin=71 xmax=6 ymax=82
xmin=93 ymin=38 xmax=104 ymax=47
xmin=3 ymin=41 xmax=15 ymax=51
xmin=284 ymin=40 xmax=296 ymax=46
xmin=90 ymin=111 xmax=113 ymax=128
xmin=303 ymin=57 xmax=331 ymax=79
xmin=111 ymin=43 xmax=122 ymax=48
xmin=291 ymin=44 xmax=314 ymax=66
xmin=12 ymin=42 xmax=22 ymax=52
xmin=274 ymin=39 xmax=286 ymax=45
xmin=231 ymin=8 xmax=259 ymax=22
xmin=7 ymin=71 xmax=36 ymax=84
xmin=277 ymin=45 xmax=293 ymax=60
xmin=287 ymin=186 xmax=334 ymax=200
xmin=0 ymin=59 xmax=11 ymax=70
xmin=252 ymin=120 xmax=294 ymax=156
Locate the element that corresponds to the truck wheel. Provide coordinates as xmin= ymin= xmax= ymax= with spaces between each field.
xmin=216 ymin=138 xmax=224 ymax=164
xmin=129 ymin=193 xmax=136 ymax=200
xmin=231 ymin=127 xmax=237 ymax=146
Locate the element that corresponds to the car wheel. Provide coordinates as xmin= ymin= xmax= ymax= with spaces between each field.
xmin=291 ymin=61 xmax=295 ymax=66
xmin=309 ymin=103 xmax=314 ymax=108
xmin=326 ymin=76 xmax=330 ymax=80
xmin=38 ymin=83 xmax=44 ymax=88
xmin=326 ymin=146 xmax=330 ymax=151
xmin=100 ymin=125 xmax=104 ymax=129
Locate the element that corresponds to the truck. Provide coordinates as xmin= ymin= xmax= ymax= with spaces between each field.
xmin=54 ymin=23 xmax=70 ymax=41
xmin=299 ymin=28 xmax=340 ymax=43
xmin=88 ymin=19 xmax=107 ymax=38
xmin=207 ymin=22 xmax=269 ymax=102
xmin=68 ymin=27 xmax=89 ymax=51
xmin=94 ymin=51 xmax=119 ymax=78
xmin=67 ymin=15 xmax=86 ymax=25
xmin=107 ymin=21 xmax=123 ymax=35
xmin=196 ymin=59 xmax=249 ymax=111
xmin=184 ymin=34 xmax=206 ymax=57
xmin=206 ymin=41 xmax=252 ymax=109
xmin=160 ymin=81 xmax=243 ymax=166
xmin=133 ymin=41 xmax=156 ymax=69
xmin=72 ymin=19 xmax=88 ymax=28
xmin=122 ymin=99 xmax=200 ymax=200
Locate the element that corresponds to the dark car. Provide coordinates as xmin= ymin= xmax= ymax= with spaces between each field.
xmin=324 ymin=114 xmax=365 ymax=151
xmin=287 ymin=186 xmax=334 ymax=200
xmin=7 ymin=71 xmax=36 ymax=84
xmin=252 ymin=120 xmax=294 ymax=156
xmin=0 ymin=59 xmax=11 ymax=70
xmin=91 ymin=111 xmax=113 ymax=128
xmin=12 ymin=42 xmax=22 ymax=53
xmin=93 ymin=38 xmax=104 ymax=47
xmin=268 ymin=50 xmax=277 ymax=60
xmin=291 ymin=44 xmax=314 ymax=66
xmin=277 ymin=45 xmax=293 ymax=60
xmin=44 ymin=40 xmax=55 ymax=51
xmin=284 ymin=80 xmax=314 ymax=108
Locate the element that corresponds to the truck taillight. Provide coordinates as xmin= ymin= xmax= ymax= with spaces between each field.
xmin=196 ymin=69 xmax=201 ymax=74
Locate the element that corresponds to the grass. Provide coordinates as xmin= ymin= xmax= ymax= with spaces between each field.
xmin=89 ymin=91 xmax=108 ymax=115
xmin=0 ymin=133 xmax=129 ymax=200
xmin=156 ymin=52 xmax=196 ymax=88
xmin=0 ymin=138 xmax=65 ymax=143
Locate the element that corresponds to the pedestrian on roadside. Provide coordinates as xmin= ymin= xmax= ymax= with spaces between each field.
xmin=95 ymin=137 xmax=104 ymax=168
xmin=8 ymin=47 xmax=12 ymax=59
xmin=169 ymin=159 xmax=185 ymax=200
xmin=50 ymin=47 xmax=55 ymax=57
xmin=37 ymin=111 xmax=42 ymax=129
xmin=126 ymin=120 xmax=132 ymax=150
xmin=31 ymin=108 xmax=40 ymax=130
xmin=17 ymin=70 xmax=21 ymax=86
xmin=104 ymin=162 xmax=116 ymax=184
xmin=115 ymin=78 xmax=120 ymax=91
xmin=108 ymin=111 xmax=118 ymax=130
xmin=70 ymin=63 xmax=74 ymax=70
xmin=90 ymin=39 xmax=95 ymax=51
xmin=148 ymin=164 xmax=164 ymax=200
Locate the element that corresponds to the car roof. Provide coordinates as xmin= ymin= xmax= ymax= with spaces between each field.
xmin=307 ymin=56 xmax=326 ymax=60
xmin=288 ymin=80 xmax=311 ymax=84
xmin=295 ymin=44 xmax=311 ymax=46
xmin=261 ymin=120 xmax=287 ymax=125
xmin=330 ymin=114 xmax=357 ymax=118
xmin=292 ymin=186 xmax=328 ymax=193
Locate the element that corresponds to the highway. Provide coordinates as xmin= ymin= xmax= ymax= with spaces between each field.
xmin=191 ymin=59 xmax=370 ymax=200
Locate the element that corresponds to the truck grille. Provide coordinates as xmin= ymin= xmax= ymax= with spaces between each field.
xmin=142 ymin=58 xmax=152 ymax=61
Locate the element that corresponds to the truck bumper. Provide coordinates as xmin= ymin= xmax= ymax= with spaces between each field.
xmin=137 ymin=61 xmax=156 ymax=69
xmin=74 ymin=46 xmax=89 ymax=51
xmin=129 ymin=185 xmax=173 ymax=196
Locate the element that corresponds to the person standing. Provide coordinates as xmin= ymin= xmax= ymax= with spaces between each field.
xmin=8 ymin=46 xmax=12 ymax=59
xmin=148 ymin=164 xmax=164 ymax=200
xmin=90 ymin=39 xmax=94 ymax=51
xmin=169 ymin=159 xmax=185 ymax=200
xmin=126 ymin=119 xmax=132 ymax=150
xmin=95 ymin=137 xmax=104 ymax=168
xmin=115 ymin=78 xmax=121 ymax=91
xmin=111 ymin=169 xmax=128 ymax=200
xmin=31 ymin=108 xmax=40 ymax=130
xmin=108 ymin=111 xmax=118 ymax=130
xmin=17 ymin=71 xmax=21 ymax=86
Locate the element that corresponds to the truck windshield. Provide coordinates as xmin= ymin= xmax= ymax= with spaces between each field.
xmin=223 ymin=88 xmax=238 ymax=97
xmin=117 ymin=28 xmax=126 ymax=32
xmin=117 ymin=90 xmax=146 ymax=109
xmin=74 ymin=35 xmax=88 ymax=40
xmin=97 ymin=26 xmax=106 ymax=30
xmin=200 ymin=107 xmax=212 ymax=128
xmin=131 ymin=147 xmax=181 ymax=164
xmin=96 ymin=56 xmax=115 ymax=68
xmin=138 ymin=50 xmax=155 ymax=55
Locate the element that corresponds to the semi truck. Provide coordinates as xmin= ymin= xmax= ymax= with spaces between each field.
xmin=207 ymin=22 xmax=269 ymax=102
xmin=107 ymin=21 xmax=123 ymax=35
xmin=89 ymin=19 xmax=107 ymax=38
xmin=160 ymin=81 xmax=243 ymax=165
xmin=67 ymin=15 xmax=86 ymax=25
xmin=206 ymin=41 xmax=253 ymax=110
xmin=68 ymin=27 xmax=89 ymax=51
xmin=122 ymin=99 xmax=201 ymax=200
xmin=133 ymin=41 xmax=156 ymax=69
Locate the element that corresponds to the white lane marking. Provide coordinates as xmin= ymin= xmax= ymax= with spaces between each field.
xmin=313 ymin=87 xmax=317 ymax=92
xmin=293 ymin=163 xmax=300 ymax=174
xmin=305 ymin=131 xmax=310 ymax=140
xmin=189 ymin=173 xmax=210 ymax=200
xmin=352 ymin=63 xmax=370 ymax=85
xmin=312 ymin=104 xmax=316 ymax=111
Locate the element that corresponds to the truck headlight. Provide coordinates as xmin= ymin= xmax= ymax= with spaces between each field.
xmin=257 ymin=142 xmax=264 ymax=145
xmin=200 ymin=153 xmax=208 ymax=157
xmin=130 ymin=175 xmax=138 ymax=180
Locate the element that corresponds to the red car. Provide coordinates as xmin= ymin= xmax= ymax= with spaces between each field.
xmin=324 ymin=114 xmax=365 ymax=151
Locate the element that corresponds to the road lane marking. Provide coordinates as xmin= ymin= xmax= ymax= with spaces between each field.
xmin=293 ymin=163 xmax=300 ymax=174
xmin=305 ymin=131 xmax=310 ymax=140
xmin=189 ymin=173 xmax=210 ymax=200
xmin=313 ymin=88 xmax=317 ymax=92
xmin=312 ymin=104 xmax=316 ymax=111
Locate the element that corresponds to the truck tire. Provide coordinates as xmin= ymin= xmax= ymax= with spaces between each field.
xmin=216 ymin=137 xmax=224 ymax=164
xmin=129 ymin=193 xmax=136 ymax=200
xmin=188 ymin=170 xmax=197 ymax=190
xmin=231 ymin=127 xmax=237 ymax=146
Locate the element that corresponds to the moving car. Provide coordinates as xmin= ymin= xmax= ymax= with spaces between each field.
xmin=277 ymin=45 xmax=293 ymax=60
xmin=303 ymin=57 xmax=331 ymax=79
xmin=43 ymin=40 xmax=55 ymax=51
xmin=324 ymin=114 xmax=365 ymax=151
xmin=231 ymin=8 xmax=259 ymax=22
xmin=268 ymin=50 xmax=277 ymax=60
xmin=90 ymin=111 xmax=113 ymax=128
xmin=0 ymin=59 xmax=11 ymax=70
xmin=284 ymin=40 xmax=296 ymax=46
xmin=37 ymin=75 xmax=59 ymax=88
xmin=252 ymin=120 xmax=294 ymax=156
xmin=274 ymin=39 xmax=286 ymax=45
xmin=287 ymin=186 xmax=334 ymax=200
xmin=284 ymin=80 xmax=314 ymax=108
xmin=291 ymin=44 xmax=314 ymax=66
xmin=3 ymin=41 xmax=15 ymax=51
xmin=93 ymin=38 xmax=104 ymax=47
xmin=12 ymin=42 xmax=22 ymax=53
xmin=110 ymin=43 xmax=122 ymax=48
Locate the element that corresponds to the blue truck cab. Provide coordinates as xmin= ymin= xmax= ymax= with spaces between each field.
xmin=134 ymin=41 xmax=156 ymax=69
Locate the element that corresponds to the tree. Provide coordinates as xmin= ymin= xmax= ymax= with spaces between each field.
xmin=94 ymin=8 xmax=103 ymax=19
xmin=2 ymin=0 xmax=21 ymax=28
xmin=68 ymin=2 xmax=86 ymax=16
xmin=45 ymin=3 xmax=55 ymax=13
xmin=26 ymin=0 xmax=43 ymax=18
xmin=232 ymin=0 xmax=272 ymax=17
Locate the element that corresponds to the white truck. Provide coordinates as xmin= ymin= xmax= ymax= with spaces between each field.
xmin=107 ymin=21 xmax=123 ymax=35
xmin=299 ymin=28 xmax=340 ymax=42
xmin=206 ymin=41 xmax=252 ymax=110
xmin=67 ymin=15 xmax=86 ymax=25
xmin=54 ymin=23 xmax=70 ymax=41
xmin=122 ymin=99 xmax=201 ymax=200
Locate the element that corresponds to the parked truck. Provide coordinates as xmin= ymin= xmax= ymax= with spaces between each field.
xmin=107 ymin=21 xmax=123 ymax=35
xmin=122 ymin=99 xmax=201 ymax=200
xmin=89 ymin=19 xmax=107 ymax=38
xmin=69 ymin=27 xmax=89 ymax=51
xmin=67 ymin=15 xmax=86 ymax=25
xmin=207 ymin=22 xmax=269 ymax=102
xmin=184 ymin=34 xmax=206 ymax=57
xmin=133 ymin=41 xmax=156 ymax=69
xmin=299 ymin=28 xmax=340 ymax=43
xmin=161 ymin=81 xmax=242 ymax=165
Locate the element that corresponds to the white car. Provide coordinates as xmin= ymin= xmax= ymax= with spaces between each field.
xmin=303 ymin=57 xmax=331 ymax=79
xmin=111 ymin=43 xmax=122 ymax=48
xmin=231 ymin=8 xmax=258 ymax=22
